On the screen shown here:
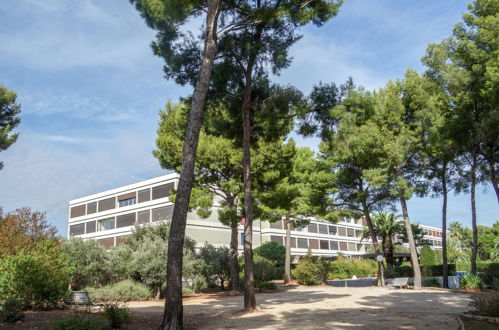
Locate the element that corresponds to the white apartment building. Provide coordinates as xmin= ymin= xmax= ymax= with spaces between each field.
xmin=67 ymin=174 xmax=442 ymax=256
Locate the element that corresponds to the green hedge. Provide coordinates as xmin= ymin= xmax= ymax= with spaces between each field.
xmin=85 ymin=280 xmax=152 ymax=302
xmin=385 ymin=264 xmax=456 ymax=278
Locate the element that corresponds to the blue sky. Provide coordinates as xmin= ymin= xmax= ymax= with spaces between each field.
xmin=0 ymin=0 xmax=497 ymax=235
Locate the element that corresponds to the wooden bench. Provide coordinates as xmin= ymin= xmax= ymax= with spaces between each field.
xmin=390 ymin=277 xmax=409 ymax=289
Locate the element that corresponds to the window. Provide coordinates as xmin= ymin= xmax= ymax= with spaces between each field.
xmin=296 ymin=226 xmax=304 ymax=232
xmin=87 ymin=202 xmax=97 ymax=214
xmin=329 ymin=225 xmax=337 ymax=235
xmin=70 ymin=205 xmax=85 ymax=218
xmin=318 ymin=224 xmax=328 ymax=235
xmin=320 ymin=240 xmax=329 ymax=250
xmin=152 ymin=183 xmax=174 ymax=200
xmin=290 ymin=237 xmax=297 ymax=248
xmin=338 ymin=227 xmax=347 ymax=236
xmin=297 ymin=238 xmax=308 ymax=249
xmin=98 ymin=218 xmax=115 ymax=231
xmin=152 ymin=206 xmax=173 ymax=222
xmin=348 ymin=243 xmax=357 ymax=252
xmin=119 ymin=198 xmax=136 ymax=207
xmin=330 ymin=241 xmax=339 ymax=250
xmin=339 ymin=241 xmax=348 ymax=251
xmin=344 ymin=218 xmax=352 ymax=223
xmin=69 ymin=223 xmax=85 ymax=236
xmin=270 ymin=220 xmax=283 ymax=230
xmin=309 ymin=239 xmax=319 ymax=249
xmin=138 ymin=189 xmax=151 ymax=203
xmin=307 ymin=223 xmax=318 ymax=233
xmin=98 ymin=197 xmax=116 ymax=212
xmin=240 ymin=233 xmax=244 ymax=245
xmin=85 ymin=221 xmax=96 ymax=234
xmin=116 ymin=213 xmax=135 ymax=228
xmin=137 ymin=210 xmax=150 ymax=224
xmin=271 ymin=236 xmax=284 ymax=246
xmin=347 ymin=228 xmax=355 ymax=237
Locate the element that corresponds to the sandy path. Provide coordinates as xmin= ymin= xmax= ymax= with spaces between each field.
xmin=127 ymin=285 xmax=472 ymax=329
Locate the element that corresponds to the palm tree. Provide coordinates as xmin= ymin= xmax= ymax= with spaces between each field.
xmin=361 ymin=212 xmax=405 ymax=266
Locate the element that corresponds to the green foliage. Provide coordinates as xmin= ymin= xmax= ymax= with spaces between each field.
xmin=257 ymin=281 xmax=277 ymax=290
xmin=65 ymin=238 xmax=110 ymax=290
xmin=198 ymin=244 xmax=230 ymax=289
xmin=254 ymin=242 xmax=285 ymax=267
xmin=385 ymin=264 xmax=457 ymax=278
xmin=420 ymin=245 xmax=437 ymax=266
xmin=182 ymin=286 xmax=193 ymax=295
xmin=85 ymin=280 xmax=152 ymax=302
xmin=0 ymin=84 xmax=21 ymax=170
xmin=253 ymin=255 xmax=278 ymax=283
xmin=0 ymin=240 xmax=72 ymax=310
xmin=481 ymin=263 xmax=499 ymax=287
xmin=0 ymin=298 xmax=24 ymax=323
xmin=460 ymin=274 xmax=484 ymax=291
xmin=423 ymin=277 xmax=441 ymax=288
xmin=291 ymin=258 xmax=321 ymax=285
xmin=102 ymin=303 xmax=130 ymax=328
xmin=470 ymin=292 xmax=499 ymax=318
xmin=50 ymin=314 xmax=110 ymax=330
xmin=191 ymin=275 xmax=207 ymax=293
xmin=328 ymin=258 xmax=377 ymax=279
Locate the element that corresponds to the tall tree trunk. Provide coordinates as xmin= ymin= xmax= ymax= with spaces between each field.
xmin=229 ymin=224 xmax=240 ymax=292
xmin=471 ymin=152 xmax=478 ymax=275
xmin=399 ymin=191 xmax=422 ymax=290
xmin=284 ymin=217 xmax=292 ymax=284
xmin=487 ymin=158 xmax=499 ymax=204
xmin=160 ymin=2 xmax=219 ymax=329
xmin=385 ymin=235 xmax=394 ymax=267
xmin=441 ymin=163 xmax=449 ymax=288
xmin=361 ymin=201 xmax=384 ymax=287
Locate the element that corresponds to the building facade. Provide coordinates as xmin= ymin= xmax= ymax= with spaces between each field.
xmin=68 ymin=174 xmax=442 ymax=256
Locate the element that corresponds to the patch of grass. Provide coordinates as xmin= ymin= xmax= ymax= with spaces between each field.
xmin=461 ymin=318 xmax=499 ymax=330
xmin=50 ymin=315 xmax=110 ymax=330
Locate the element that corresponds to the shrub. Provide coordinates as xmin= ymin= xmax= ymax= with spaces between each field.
xmin=0 ymin=298 xmax=24 ymax=323
xmin=182 ymin=286 xmax=193 ymax=295
xmin=470 ymin=291 xmax=499 ymax=317
xmin=420 ymin=245 xmax=437 ymax=266
xmin=254 ymin=242 xmax=285 ymax=267
xmin=198 ymin=244 xmax=230 ymax=289
xmin=329 ymin=258 xmax=377 ymax=279
xmin=481 ymin=263 xmax=499 ymax=287
xmin=253 ymin=255 xmax=277 ymax=283
xmin=192 ymin=275 xmax=207 ymax=293
xmin=101 ymin=303 xmax=130 ymax=329
xmin=257 ymin=281 xmax=277 ymax=290
xmin=385 ymin=264 xmax=456 ymax=278
xmin=50 ymin=315 xmax=110 ymax=330
xmin=423 ymin=277 xmax=441 ymax=288
xmin=460 ymin=274 xmax=484 ymax=291
xmin=86 ymin=280 xmax=152 ymax=302
xmin=292 ymin=258 xmax=320 ymax=285
xmin=316 ymin=259 xmax=333 ymax=284
xmin=0 ymin=240 xmax=72 ymax=309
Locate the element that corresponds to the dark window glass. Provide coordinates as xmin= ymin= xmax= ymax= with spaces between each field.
xmin=137 ymin=210 xmax=150 ymax=224
xmin=290 ymin=237 xmax=297 ymax=248
xmin=116 ymin=213 xmax=136 ymax=228
xmin=98 ymin=197 xmax=116 ymax=212
xmin=240 ymin=233 xmax=244 ymax=245
xmin=118 ymin=192 xmax=136 ymax=201
xmin=69 ymin=223 xmax=85 ymax=236
xmin=320 ymin=240 xmax=329 ymax=249
xmin=318 ymin=224 xmax=328 ymax=235
xmin=330 ymin=241 xmax=339 ymax=250
xmin=338 ymin=227 xmax=347 ymax=236
xmin=270 ymin=236 xmax=284 ymax=246
xmin=297 ymin=238 xmax=308 ymax=249
xmin=119 ymin=198 xmax=136 ymax=207
xmin=70 ymin=205 xmax=86 ymax=218
xmin=347 ymin=228 xmax=355 ymax=237
xmin=85 ymin=221 xmax=96 ymax=234
xmin=152 ymin=206 xmax=173 ymax=222
xmin=152 ymin=183 xmax=174 ymax=200
xmin=270 ymin=220 xmax=283 ymax=230
xmin=97 ymin=238 xmax=114 ymax=250
xmin=348 ymin=243 xmax=356 ymax=252
xmin=138 ymin=189 xmax=151 ymax=203
xmin=307 ymin=223 xmax=318 ymax=233
xmin=87 ymin=202 xmax=97 ymax=214
xmin=329 ymin=226 xmax=337 ymax=235
xmin=309 ymin=239 xmax=319 ymax=249
xmin=98 ymin=218 xmax=115 ymax=231
xmin=339 ymin=241 xmax=348 ymax=251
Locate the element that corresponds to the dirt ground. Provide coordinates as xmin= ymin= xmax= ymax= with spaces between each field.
xmin=127 ymin=285 xmax=473 ymax=329
xmin=0 ymin=285 xmax=473 ymax=329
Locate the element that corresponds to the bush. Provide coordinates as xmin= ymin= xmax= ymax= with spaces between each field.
xmin=257 ymin=281 xmax=277 ymax=290
xmin=253 ymin=255 xmax=277 ymax=283
xmin=292 ymin=258 xmax=320 ymax=285
xmin=460 ymin=274 xmax=484 ymax=291
xmin=86 ymin=280 xmax=152 ymax=302
xmin=0 ymin=240 xmax=72 ymax=309
xmin=423 ymin=277 xmax=441 ymax=288
xmin=198 ymin=244 xmax=230 ymax=290
xmin=254 ymin=242 xmax=285 ymax=267
xmin=481 ymin=263 xmax=499 ymax=287
xmin=470 ymin=291 xmax=499 ymax=317
xmin=420 ymin=245 xmax=437 ymax=266
xmin=385 ymin=264 xmax=456 ymax=278
xmin=0 ymin=298 xmax=24 ymax=323
xmin=102 ymin=303 xmax=130 ymax=328
xmin=192 ymin=275 xmax=207 ymax=293
xmin=50 ymin=315 xmax=110 ymax=330
xmin=329 ymin=258 xmax=377 ymax=279
xmin=182 ymin=286 xmax=193 ymax=295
